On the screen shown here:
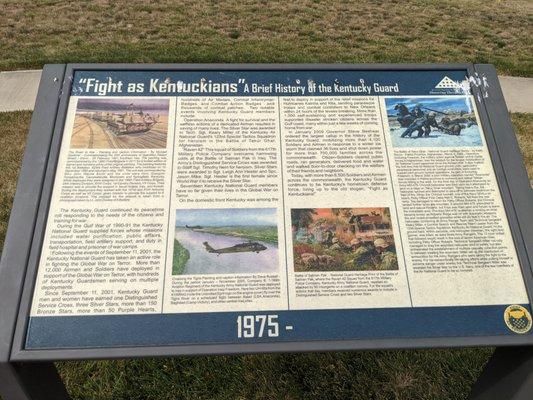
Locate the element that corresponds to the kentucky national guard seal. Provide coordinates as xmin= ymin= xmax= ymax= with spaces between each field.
xmin=504 ymin=305 xmax=532 ymax=334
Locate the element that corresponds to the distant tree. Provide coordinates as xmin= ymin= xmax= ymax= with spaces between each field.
xmin=291 ymin=209 xmax=317 ymax=229
xmin=332 ymin=208 xmax=351 ymax=222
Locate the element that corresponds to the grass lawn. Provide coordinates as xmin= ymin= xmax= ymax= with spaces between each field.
xmin=0 ymin=111 xmax=532 ymax=399
xmin=0 ymin=0 xmax=532 ymax=76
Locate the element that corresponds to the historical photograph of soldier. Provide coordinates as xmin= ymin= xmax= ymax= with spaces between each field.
xmin=70 ymin=98 xmax=169 ymax=149
xmin=291 ymin=207 xmax=398 ymax=272
xmin=385 ymin=96 xmax=482 ymax=147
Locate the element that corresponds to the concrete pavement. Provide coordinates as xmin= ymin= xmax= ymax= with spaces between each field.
xmin=499 ymin=76 xmax=533 ymax=113
xmin=0 ymin=70 xmax=42 ymax=112
xmin=0 ymin=69 xmax=531 ymax=113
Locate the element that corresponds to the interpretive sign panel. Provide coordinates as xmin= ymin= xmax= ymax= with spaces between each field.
xmin=5 ymin=65 xmax=533 ymax=359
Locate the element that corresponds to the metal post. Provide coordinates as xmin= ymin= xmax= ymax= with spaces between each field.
xmin=0 ymin=65 xmax=67 ymax=400
xmin=468 ymin=346 xmax=533 ymax=400
xmin=0 ymin=362 xmax=70 ymax=400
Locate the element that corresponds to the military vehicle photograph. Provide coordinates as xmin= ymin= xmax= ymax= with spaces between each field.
xmin=385 ymin=96 xmax=482 ymax=147
xmin=291 ymin=207 xmax=398 ymax=272
xmin=70 ymin=98 xmax=169 ymax=149
xmin=173 ymin=208 xmax=279 ymax=275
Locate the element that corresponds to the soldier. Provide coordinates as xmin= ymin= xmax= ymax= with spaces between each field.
xmin=323 ymin=229 xmax=334 ymax=247
xmin=401 ymin=108 xmax=427 ymax=138
xmin=329 ymin=237 xmax=350 ymax=252
xmin=440 ymin=117 xmax=464 ymax=135
xmin=422 ymin=111 xmax=441 ymax=136
xmin=411 ymin=104 xmax=425 ymax=118
xmin=374 ymin=238 xmax=398 ymax=270
xmin=350 ymin=241 xmax=374 ymax=269
xmin=350 ymin=238 xmax=363 ymax=251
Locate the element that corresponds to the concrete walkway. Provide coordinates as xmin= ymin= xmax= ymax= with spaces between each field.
xmin=0 ymin=70 xmax=42 ymax=112
xmin=499 ymin=76 xmax=533 ymax=113
xmin=0 ymin=69 xmax=532 ymax=113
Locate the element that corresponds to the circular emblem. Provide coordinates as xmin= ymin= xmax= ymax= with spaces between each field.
xmin=504 ymin=305 xmax=532 ymax=334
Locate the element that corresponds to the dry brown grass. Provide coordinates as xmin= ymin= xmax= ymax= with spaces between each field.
xmin=0 ymin=0 xmax=532 ymax=76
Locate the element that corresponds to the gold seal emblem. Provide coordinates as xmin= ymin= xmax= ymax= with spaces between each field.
xmin=504 ymin=305 xmax=532 ymax=334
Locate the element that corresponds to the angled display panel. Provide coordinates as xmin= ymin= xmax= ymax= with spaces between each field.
xmin=6 ymin=64 xmax=532 ymax=360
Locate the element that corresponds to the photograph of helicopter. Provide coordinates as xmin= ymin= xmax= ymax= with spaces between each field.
xmin=203 ymin=241 xmax=267 ymax=255
xmin=70 ymin=98 xmax=169 ymax=149
xmin=385 ymin=96 xmax=483 ymax=148
xmin=173 ymin=208 xmax=279 ymax=275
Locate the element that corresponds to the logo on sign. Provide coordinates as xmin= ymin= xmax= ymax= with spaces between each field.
xmin=504 ymin=305 xmax=532 ymax=334
xmin=430 ymin=76 xmax=469 ymax=95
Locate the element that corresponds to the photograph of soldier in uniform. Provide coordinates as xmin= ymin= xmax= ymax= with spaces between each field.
xmin=71 ymin=98 xmax=169 ymax=149
xmin=385 ymin=96 xmax=482 ymax=147
xmin=291 ymin=207 xmax=398 ymax=272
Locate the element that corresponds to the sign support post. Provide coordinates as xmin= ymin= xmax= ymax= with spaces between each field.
xmin=0 ymin=64 xmax=69 ymax=399
xmin=0 ymin=362 xmax=70 ymax=400
xmin=468 ymin=347 xmax=533 ymax=399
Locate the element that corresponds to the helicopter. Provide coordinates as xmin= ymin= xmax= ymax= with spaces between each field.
xmin=203 ymin=241 xmax=267 ymax=255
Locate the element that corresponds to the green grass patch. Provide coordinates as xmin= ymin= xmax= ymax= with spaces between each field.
xmin=172 ymin=239 xmax=190 ymax=275
xmin=194 ymin=225 xmax=278 ymax=244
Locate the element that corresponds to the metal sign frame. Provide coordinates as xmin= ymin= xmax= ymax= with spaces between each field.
xmin=1 ymin=63 xmax=532 ymax=400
